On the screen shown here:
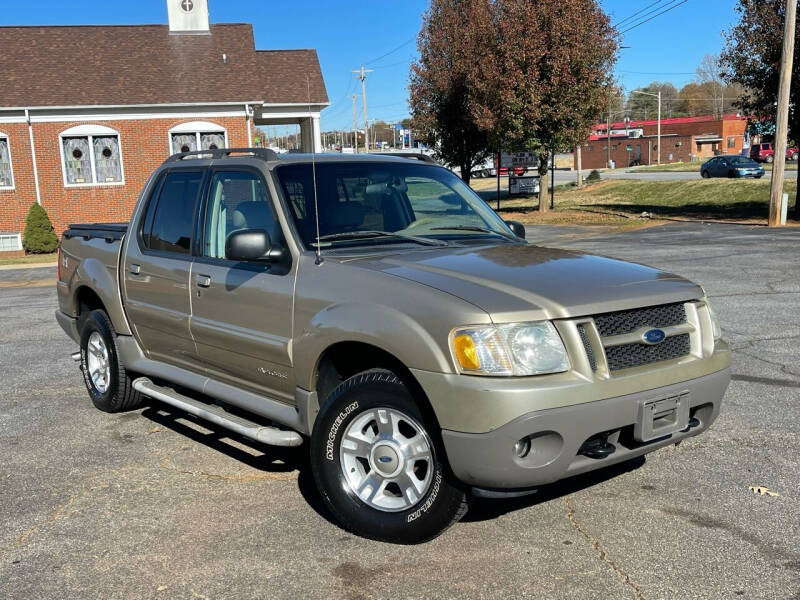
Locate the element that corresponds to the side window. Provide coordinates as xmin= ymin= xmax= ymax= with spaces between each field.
xmin=141 ymin=170 xmax=203 ymax=255
xmin=202 ymin=171 xmax=280 ymax=260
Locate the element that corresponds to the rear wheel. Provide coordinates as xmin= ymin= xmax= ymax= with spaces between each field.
xmin=79 ymin=309 xmax=143 ymax=413
xmin=310 ymin=369 xmax=468 ymax=544
xmin=766 ymin=155 xmax=774 ymax=163
xmin=791 ymin=152 xmax=798 ymax=161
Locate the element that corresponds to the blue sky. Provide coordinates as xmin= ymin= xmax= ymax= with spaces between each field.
xmin=2 ymin=0 xmax=740 ymax=130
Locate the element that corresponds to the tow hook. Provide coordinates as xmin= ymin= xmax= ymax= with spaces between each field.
xmin=579 ymin=435 xmax=616 ymax=459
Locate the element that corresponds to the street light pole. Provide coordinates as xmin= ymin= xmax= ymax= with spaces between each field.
xmin=631 ymin=89 xmax=661 ymax=165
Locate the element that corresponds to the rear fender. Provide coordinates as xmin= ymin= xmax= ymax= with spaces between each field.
xmin=72 ymin=257 xmax=131 ymax=335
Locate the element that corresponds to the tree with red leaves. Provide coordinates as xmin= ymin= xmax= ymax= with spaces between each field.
xmin=411 ymin=0 xmax=617 ymax=210
xmin=409 ymin=0 xmax=494 ymax=183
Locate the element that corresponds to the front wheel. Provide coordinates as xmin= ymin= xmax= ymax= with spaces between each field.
xmin=310 ymin=369 xmax=468 ymax=544
xmin=701 ymin=170 xmax=710 ymax=178
xmin=766 ymin=155 xmax=774 ymax=163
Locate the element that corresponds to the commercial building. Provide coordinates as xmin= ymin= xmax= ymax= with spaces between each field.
xmin=0 ymin=0 xmax=328 ymax=255
xmin=575 ymin=113 xmax=748 ymax=171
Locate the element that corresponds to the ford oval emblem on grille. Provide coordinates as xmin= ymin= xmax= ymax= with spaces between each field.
xmin=642 ymin=328 xmax=666 ymax=344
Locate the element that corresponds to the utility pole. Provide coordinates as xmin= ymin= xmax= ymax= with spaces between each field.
xmin=606 ymin=111 xmax=612 ymax=168
xmin=353 ymin=65 xmax=373 ymax=152
xmin=576 ymin=144 xmax=583 ymax=187
xmin=769 ymin=0 xmax=796 ymax=227
xmin=350 ymin=94 xmax=359 ymax=154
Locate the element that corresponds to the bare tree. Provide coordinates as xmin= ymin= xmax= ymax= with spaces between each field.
xmin=696 ymin=53 xmax=725 ymax=119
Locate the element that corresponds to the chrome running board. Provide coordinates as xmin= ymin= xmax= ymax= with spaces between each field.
xmin=132 ymin=377 xmax=303 ymax=447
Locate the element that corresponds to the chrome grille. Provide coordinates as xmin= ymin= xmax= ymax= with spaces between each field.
xmin=605 ymin=333 xmax=690 ymax=371
xmin=594 ymin=303 xmax=686 ymax=337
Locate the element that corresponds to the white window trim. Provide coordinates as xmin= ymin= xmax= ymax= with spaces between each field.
xmin=0 ymin=232 xmax=23 ymax=252
xmin=0 ymin=132 xmax=15 ymax=190
xmin=167 ymin=121 xmax=228 ymax=155
xmin=58 ymin=124 xmax=125 ymax=188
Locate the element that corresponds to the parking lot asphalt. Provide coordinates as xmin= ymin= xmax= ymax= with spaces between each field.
xmin=1 ymin=222 xmax=798 ymax=600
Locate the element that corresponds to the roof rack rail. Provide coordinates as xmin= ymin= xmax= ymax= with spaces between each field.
xmin=369 ymin=152 xmax=438 ymax=164
xmin=165 ymin=147 xmax=279 ymax=162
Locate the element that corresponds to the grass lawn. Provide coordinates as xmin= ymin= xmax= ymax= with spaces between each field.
xmin=0 ymin=252 xmax=58 ymax=267
xmin=629 ymin=161 xmax=798 ymax=173
xmin=470 ymin=177 xmax=798 ymax=225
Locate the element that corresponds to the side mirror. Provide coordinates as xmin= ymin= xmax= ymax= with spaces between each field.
xmin=226 ymin=229 xmax=284 ymax=262
xmin=505 ymin=220 xmax=526 ymax=239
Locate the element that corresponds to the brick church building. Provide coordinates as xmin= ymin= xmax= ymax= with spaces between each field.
xmin=0 ymin=0 xmax=328 ymax=255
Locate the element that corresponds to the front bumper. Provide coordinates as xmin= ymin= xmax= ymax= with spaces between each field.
xmin=439 ymin=368 xmax=729 ymax=489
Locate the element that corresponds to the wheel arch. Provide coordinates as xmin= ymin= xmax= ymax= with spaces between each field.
xmin=306 ymin=340 xmax=441 ymax=435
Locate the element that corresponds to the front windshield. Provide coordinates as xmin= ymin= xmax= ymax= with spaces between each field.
xmin=275 ymin=161 xmax=514 ymax=248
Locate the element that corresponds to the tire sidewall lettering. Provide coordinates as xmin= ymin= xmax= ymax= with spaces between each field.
xmin=407 ymin=471 xmax=442 ymax=523
xmin=325 ymin=401 xmax=359 ymax=461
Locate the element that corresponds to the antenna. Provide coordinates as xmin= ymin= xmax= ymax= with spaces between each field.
xmin=307 ymin=75 xmax=323 ymax=265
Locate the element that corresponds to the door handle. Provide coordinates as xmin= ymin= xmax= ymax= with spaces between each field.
xmin=129 ymin=264 xmax=141 ymax=275
xmin=196 ymin=275 xmax=212 ymax=288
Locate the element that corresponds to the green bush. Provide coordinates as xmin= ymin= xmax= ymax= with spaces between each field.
xmin=585 ymin=169 xmax=601 ymax=183
xmin=22 ymin=203 xmax=59 ymax=254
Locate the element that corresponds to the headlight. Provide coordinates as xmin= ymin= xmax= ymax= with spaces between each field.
xmin=450 ymin=322 xmax=570 ymax=376
xmin=705 ymin=299 xmax=722 ymax=340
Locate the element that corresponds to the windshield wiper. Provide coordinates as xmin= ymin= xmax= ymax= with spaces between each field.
xmin=430 ymin=225 xmax=514 ymax=239
xmin=312 ymin=230 xmax=448 ymax=247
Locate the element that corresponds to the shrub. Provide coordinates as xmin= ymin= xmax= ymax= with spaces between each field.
xmin=22 ymin=203 xmax=59 ymax=254
xmin=585 ymin=169 xmax=601 ymax=183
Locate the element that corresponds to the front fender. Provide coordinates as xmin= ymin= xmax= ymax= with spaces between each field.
xmin=72 ymin=257 xmax=131 ymax=335
xmin=293 ymin=302 xmax=454 ymax=391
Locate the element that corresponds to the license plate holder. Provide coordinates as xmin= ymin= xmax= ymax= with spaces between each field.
xmin=635 ymin=392 xmax=690 ymax=442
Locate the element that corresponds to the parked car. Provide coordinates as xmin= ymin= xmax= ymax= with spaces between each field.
xmin=701 ymin=155 xmax=765 ymax=179
xmin=56 ymin=147 xmax=731 ymax=544
xmin=750 ymin=142 xmax=799 ymax=163
xmin=470 ymin=156 xmax=496 ymax=178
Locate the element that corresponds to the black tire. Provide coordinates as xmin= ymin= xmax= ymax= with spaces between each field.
xmin=79 ymin=309 xmax=143 ymax=413
xmin=766 ymin=155 xmax=774 ymax=163
xmin=792 ymin=153 xmax=798 ymax=161
xmin=310 ymin=369 xmax=468 ymax=544
xmin=701 ymin=170 xmax=710 ymax=178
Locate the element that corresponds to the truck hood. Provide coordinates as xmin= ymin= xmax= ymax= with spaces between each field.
xmin=343 ymin=244 xmax=703 ymax=322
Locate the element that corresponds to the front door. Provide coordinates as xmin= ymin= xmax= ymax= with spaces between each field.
xmin=122 ymin=169 xmax=204 ymax=370
xmin=189 ymin=169 xmax=296 ymax=403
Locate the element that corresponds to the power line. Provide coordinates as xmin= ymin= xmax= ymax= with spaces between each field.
xmin=371 ymin=56 xmax=414 ymax=70
xmin=620 ymin=70 xmax=695 ymax=75
xmin=619 ymin=0 xmax=690 ymax=34
xmin=613 ymin=0 xmax=669 ymax=28
xmin=364 ymin=37 xmax=415 ymax=66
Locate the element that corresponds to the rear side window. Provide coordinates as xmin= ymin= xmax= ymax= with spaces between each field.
xmin=141 ymin=170 xmax=203 ymax=254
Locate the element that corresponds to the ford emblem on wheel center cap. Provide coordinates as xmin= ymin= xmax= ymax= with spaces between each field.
xmin=642 ymin=328 xmax=666 ymax=344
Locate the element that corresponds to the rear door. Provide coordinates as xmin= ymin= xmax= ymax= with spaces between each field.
xmin=189 ymin=168 xmax=296 ymax=403
xmin=122 ymin=169 xmax=204 ymax=370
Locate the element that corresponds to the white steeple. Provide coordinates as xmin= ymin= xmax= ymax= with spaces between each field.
xmin=167 ymin=0 xmax=210 ymax=33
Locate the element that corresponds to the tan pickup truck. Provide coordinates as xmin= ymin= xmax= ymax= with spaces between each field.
xmin=56 ymin=148 xmax=731 ymax=543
